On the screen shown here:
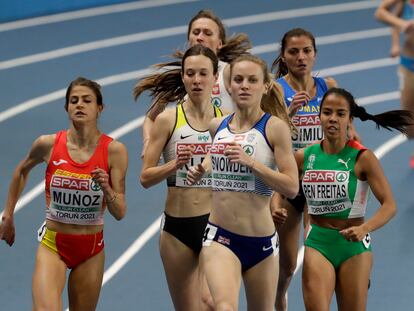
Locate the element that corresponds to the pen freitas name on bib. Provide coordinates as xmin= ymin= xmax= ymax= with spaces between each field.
xmin=302 ymin=169 xmax=351 ymax=215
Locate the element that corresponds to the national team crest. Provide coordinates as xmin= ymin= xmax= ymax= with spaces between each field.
xmin=243 ymin=145 xmax=255 ymax=156
xmin=212 ymin=97 xmax=222 ymax=108
xmin=307 ymin=154 xmax=315 ymax=169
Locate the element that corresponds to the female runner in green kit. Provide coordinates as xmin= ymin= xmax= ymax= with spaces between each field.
xmin=296 ymin=87 xmax=413 ymax=311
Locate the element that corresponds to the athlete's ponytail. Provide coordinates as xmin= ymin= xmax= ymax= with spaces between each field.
xmin=320 ymin=87 xmax=414 ymax=135
xmin=218 ymin=33 xmax=252 ymax=63
xmin=187 ymin=10 xmax=252 ymax=63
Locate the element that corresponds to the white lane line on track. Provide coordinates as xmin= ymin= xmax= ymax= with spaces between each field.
xmin=0 ymin=1 xmax=382 ymax=70
xmin=0 ymin=0 xmax=199 ymax=32
xmin=0 ymin=68 xmax=152 ymax=123
xmin=224 ymin=0 xmax=381 ymax=27
xmin=0 ymin=45 xmax=398 ymax=123
xmin=318 ymin=57 xmax=398 ymax=77
xmin=102 ymin=215 xmax=162 ymax=285
xmin=252 ymin=28 xmax=391 ymax=55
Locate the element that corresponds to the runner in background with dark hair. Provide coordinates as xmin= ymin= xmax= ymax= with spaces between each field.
xmin=270 ymin=28 xmax=341 ymax=311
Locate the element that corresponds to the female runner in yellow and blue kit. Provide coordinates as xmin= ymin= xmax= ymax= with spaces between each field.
xmin=140 ymin=44 xmax=223 ymax=311
xmin=296 ymin=87 xmax=413 ymax=311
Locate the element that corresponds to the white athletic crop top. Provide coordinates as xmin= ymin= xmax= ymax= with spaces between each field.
xmin=211 ymin=113 xmax=276 ymax=196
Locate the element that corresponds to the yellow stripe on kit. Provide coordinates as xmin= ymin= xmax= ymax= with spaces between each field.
xmin=40 ymin=228 xmax=59 ymax=254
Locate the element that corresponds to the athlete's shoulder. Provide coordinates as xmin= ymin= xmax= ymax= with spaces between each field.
xmin=210 ymin=115 xmax=229 ymax=136
xmin=347 ymin=139 xmax=368 ymax=151
xmin=155 ymin=106 xmax=176 ymax=123
xmin=34 ymin=133 xmax=57 ymax=150
xmin=324 ymin=77 xmax=337 ymax=89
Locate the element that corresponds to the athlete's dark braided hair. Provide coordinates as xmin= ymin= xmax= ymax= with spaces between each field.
xmin=320 ymin=87 xmax=414 ymax=135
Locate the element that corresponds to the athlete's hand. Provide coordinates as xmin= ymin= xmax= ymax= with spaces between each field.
xmin=224 ymin=142 xmax=254 ymax=168
xmin=339 ymin=225 xmax=368 ymax=242
xmin=271 ymin=206 xmax=288 ymax=226
xmin=186 ymin=163 xmax=205 ymax=185
xmin=0 ymin=216 xmax=15 ymax=246
xmin=389 ymin=44 xmax=400 ymax=58
xmin=91 ymin=167 xmax=111 ymax=193
xmin=288 ymin=91 xmax=311 ymax=118
xmin=401 ymin=20 xmax=414 ymax=34
xmin=175 ymin=145 xmax=194 ymax=169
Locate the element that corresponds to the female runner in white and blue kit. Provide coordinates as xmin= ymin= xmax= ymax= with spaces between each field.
xmin=188 ymin=54 xmax=298 ymax=311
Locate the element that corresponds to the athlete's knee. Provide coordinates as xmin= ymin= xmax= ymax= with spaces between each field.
xmin=215 ymin=301 xmax=236 ymax=311
xmin=201 ymin=293 xmax=215 ymax=311
xmin=279 ymin=259 xmax=297 ymax=277
xmin=33 ymin=302 xmax=60 ymax=311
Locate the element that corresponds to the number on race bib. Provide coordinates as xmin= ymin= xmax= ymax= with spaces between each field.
xmin=362 ymin=233 xmax=371 ymax=249
xmin=203 ymin=227 xmax=210 ymax=243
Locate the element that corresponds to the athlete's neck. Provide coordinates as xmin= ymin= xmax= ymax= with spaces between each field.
xmin=232 ymin=107 xmax=263 ymax=132
xmin=321 ymin=138 xmax=348 ymax=155
xmin=67 ymin=126 xmax=101 ymax=149
xmin=184 ymin=98 xmax=213 ymax=117
xmin=285 ymin=74 xmax=314 ymax=94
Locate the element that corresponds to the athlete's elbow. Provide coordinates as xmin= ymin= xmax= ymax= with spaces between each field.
xmin=374 ymin=9 xmax=385 ymax=22
xmin=285 ymin=182 xmax=299 ymax=200
xmin=374 ymin=9 xmax=380 ymax=21
xmin=285 ymin=189 xmax=298 ymax=200
xmin=389 ymin=202 xmax=397 ymax=219
xmin=114 ymin=206 xmax=127 ymax=221
xmin=140 ymin=172 xmax=152 ymax=189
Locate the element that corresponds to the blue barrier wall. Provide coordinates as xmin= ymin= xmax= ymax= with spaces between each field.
xmin=0 ymin=0 xmax=136 ymax=23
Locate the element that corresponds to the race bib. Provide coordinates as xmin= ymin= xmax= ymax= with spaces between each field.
xmin=175 ymin=143 xmax=211 ymax=187
xmin=211 ymin=142 xmax=256 ymax=191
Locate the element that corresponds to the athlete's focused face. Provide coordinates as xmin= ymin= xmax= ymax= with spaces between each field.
xmin=282 ymin=35 xmax=316 ymax=77
xmin=320 ymin=94 xmax=352 ymax=141
xmin=67 ymin=85 xmax=102 ymax=123
xmin=182 ymin=54 xmax=218 ymax=103
xmin=188 ymin=18 xmax=223 ymax=54
xmin=230 ymin=60 xmax=268 ymax=108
